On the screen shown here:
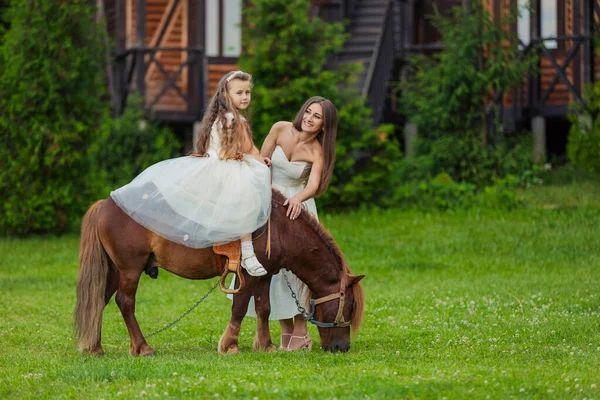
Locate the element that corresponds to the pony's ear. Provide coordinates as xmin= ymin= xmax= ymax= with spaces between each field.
xmin=348 ymin=274 xmax=365 ymax=286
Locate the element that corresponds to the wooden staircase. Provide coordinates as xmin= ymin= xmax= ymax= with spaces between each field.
xmin=335 ymin=0 xmax=396 ymax=123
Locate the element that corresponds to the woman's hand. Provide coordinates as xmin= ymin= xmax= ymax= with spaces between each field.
xmin=263 ymin=157 xmax=272 ymax=167
xmin=283 ymin=196 xmax=304 ymax=220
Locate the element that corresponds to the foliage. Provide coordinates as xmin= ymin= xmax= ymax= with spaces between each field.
xmin=391 ymin=172 xmax=523 ymax=211
xmin=398 ymin=1 xmax=537 ymax=186
xmin=2 ymin=183 xmax=600 ymax=397
xmin=87 ymin=95 xmax=182 ymax=200
xmin=567 ymin=84 xmax=600 ymax=175
xmin=395 ymin=133 xmax=540 ymax=189
xmin=240 ymin=0 xmax=402 ymax=209
xmin=0 ymin=0 xmax=107 ymax=235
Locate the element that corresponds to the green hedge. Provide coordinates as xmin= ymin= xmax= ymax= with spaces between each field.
xmin=87 ymin=95 xmax=182 ymax=200
xmin=0 ymin=0 xmax=107 ymax=235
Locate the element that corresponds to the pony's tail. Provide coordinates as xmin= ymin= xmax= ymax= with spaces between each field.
xmin=74 ymin=200 xmax=111 ymax=353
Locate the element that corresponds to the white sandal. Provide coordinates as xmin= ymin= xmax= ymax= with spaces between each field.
xmin=241 ymin=253 xmax=267 ymax=277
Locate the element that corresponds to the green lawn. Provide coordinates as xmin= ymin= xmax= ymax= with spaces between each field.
xmin=1 ymin=182 xmax=600 ymax=399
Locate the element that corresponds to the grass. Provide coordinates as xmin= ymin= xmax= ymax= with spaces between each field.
xmin=1 ymin=180 xmax=600 ymax=399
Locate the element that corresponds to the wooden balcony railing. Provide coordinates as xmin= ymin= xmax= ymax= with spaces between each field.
xmin=486 ymin=34 xmax=595 ymax=133
xmin=113 ymin=47 xmax=206 ymax=123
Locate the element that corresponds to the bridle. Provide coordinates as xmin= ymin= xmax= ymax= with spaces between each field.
xmin=283 ymin=273 xmax=351 ymax=328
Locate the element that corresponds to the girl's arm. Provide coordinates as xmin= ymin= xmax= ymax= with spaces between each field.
xmin=260 ymin=121 xmax=287 ymax=159
xmin=284 ymin=154 xmax=323 ymax=219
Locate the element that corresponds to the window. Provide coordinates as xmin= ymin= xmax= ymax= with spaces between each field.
xmin=517 ymin=0 xmax=530 ymax=47
xmin=205 ymin=0 xmax=241 ymax=57
xmin=540 ymin=0 xmax=557 ymax=49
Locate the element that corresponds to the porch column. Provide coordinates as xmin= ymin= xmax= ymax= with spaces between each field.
xmin=532 ymin=116 xmax=546 ymax=163
xmin=404 ymin=122 xmax=418 ymax=158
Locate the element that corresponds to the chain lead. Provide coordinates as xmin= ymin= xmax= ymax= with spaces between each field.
xmin=282 ymin=271 xmax=310 ymax=318
xmin=146 ymin=280 xmax=220 ymax=338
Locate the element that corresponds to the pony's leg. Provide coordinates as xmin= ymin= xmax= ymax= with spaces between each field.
xmin=218 ymin=277 xmax=254 ymax=355
xmin=253 ymin=276 xmax=276 ymax=352
xmin=115 ymin=270 xmax=156 ymax=356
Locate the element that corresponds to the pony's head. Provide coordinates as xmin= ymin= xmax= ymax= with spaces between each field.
xmin=269 ymin=191 xmax=365 ymax=352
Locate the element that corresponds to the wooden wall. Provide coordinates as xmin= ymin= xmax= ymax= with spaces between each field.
xmin=127 ymin=0 xmax=189 ymax=112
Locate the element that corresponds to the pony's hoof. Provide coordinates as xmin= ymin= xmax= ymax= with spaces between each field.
xmin=264 ymin=343 xmax=277 ymax=353
xmin=83 ymin=346 xmax=105 ymax=356
xmin=221 ymin=345 xmax=240 ymax=355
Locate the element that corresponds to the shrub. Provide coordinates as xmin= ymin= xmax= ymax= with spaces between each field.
xmin=398 ymin=2 xmax=537 ymax=187
xmin=0 ymin=0 xmax=107 ymax=235
xmin=567 ymin=84 xmax=600 ymax=175
xmin=87 ymin=95 xmax=182 ymax=200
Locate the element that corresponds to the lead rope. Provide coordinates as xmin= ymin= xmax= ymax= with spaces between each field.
xmin=145 ymin=280 xmax=220 ymax=338
xmin=265 ymin=156 xmax=273 ymax=259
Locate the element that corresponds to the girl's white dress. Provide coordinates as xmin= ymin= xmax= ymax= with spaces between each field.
xmin=229 ymin=145 xmax=315 ymax=319
xmin=110 ymin=113 xmax=271 ymax=248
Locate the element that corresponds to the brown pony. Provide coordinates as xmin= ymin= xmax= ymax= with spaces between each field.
xmin=74 ymin=190 xmax=365 ymax=355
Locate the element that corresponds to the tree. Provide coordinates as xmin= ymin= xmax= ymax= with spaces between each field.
xmin=399 ymin=2 xmax=537 ymax=186
xmin=240 ymin=0 xmax=401 ymax=208
xmin=0 ymin=0 xmax=108 ymax=235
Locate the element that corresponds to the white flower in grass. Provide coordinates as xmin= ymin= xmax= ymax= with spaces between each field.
xmin=592 ymin=384 xmax=597 ymax=390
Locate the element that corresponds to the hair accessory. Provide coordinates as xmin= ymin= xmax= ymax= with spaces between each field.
xmin=225 ymin=70 xmax=244 ymax=85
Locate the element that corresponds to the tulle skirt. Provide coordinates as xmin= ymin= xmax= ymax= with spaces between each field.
xmin=110 ymin=155 xmax=271 ymax=248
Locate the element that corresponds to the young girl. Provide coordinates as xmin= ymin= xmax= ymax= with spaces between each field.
xmin=232 ymin=96 xmax=338 ymax=350
xmin=110 ymin=70 xmax=270 ymax=276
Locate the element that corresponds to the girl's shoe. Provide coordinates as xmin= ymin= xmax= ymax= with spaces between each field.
xmin=241 ymin=253 xmax=267 ymax=276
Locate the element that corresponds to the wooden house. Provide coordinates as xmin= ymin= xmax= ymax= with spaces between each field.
xmin=98 ymin=0 xmax=599 ymax=160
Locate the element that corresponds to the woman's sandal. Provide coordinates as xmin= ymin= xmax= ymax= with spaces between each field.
xmin=279 ymin=333 xmax=292 ymax=350
xmin=285 ymin=334 xmax=312 ymax=351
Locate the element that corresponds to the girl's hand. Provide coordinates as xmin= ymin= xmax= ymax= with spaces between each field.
xmin=263 ymin=157 xmax=272 ymax=167
xmin=283 ymin=196 xmax=303 ymax=220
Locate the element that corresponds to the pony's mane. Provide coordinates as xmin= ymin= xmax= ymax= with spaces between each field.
xmin=272 ymin=189 xmax=365 ymax=334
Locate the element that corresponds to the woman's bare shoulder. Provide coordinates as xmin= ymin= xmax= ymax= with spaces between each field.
xmin=272 ymin=121 xmax=293 ymax=132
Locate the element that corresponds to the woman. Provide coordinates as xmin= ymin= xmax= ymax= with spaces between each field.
xmin=243 ymin=96 xmax=338 ymax=350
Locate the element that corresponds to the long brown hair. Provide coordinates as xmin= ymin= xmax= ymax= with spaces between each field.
xmin=194 ymin=70 xmax=253 ymax=158
xmin=292 ymin=96 xmax=338 ymax=197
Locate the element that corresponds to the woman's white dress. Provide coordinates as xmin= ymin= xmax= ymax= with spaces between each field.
xmin=229 ymin=145 xmax=316 ymax=319
xmin=110 ymin=114 xmax=271 ymax=248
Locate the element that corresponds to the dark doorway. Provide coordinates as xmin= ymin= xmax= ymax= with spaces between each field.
xmin=546 ymin=117 xmax=571 ymax=164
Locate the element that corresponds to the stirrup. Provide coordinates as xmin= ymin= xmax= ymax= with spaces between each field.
xmin=241 ymin=253 xmax=267 ymax=277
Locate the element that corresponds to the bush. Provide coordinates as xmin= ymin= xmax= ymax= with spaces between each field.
xmin=395 ymin=133 xmax=540 ymax=189
xmin=87 ymin=95 xmax=182 ymax=200
xmin=391 ymin=173 xmax=522 ymax=211
xmin=398 ymin=2 xmax=537 ymax=187
xmin=0 ymin=0 xmax=107 ymax=235
xmin=567 ymin=84 xmax=600 ymax=175
xmin=240 ymin=0 xmax=402 ymax=209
